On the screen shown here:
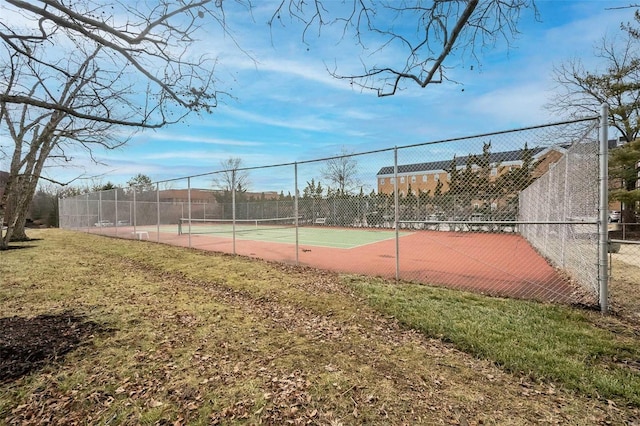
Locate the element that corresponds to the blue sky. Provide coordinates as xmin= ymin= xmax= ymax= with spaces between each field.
xmin=5 ymin=1 xmax=636 ymax=190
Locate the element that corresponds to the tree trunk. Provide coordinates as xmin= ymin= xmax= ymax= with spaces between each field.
xmin=0 ymin=150 xmax=48 ymax=249
xmin=0 ymin=176 xmax=17 ymax=250
xmin=10 ymin=206 xmax=29 ymax=241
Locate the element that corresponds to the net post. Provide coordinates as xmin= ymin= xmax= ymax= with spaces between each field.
xmin=598 ymin=103 xmax=609 ymax=313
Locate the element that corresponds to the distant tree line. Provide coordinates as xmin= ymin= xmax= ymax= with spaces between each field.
xmin=25 ymin=174 xmax=154 ymax=228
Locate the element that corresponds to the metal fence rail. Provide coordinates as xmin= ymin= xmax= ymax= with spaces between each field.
xmin=59 ymin=115 xmax=612 ymax=310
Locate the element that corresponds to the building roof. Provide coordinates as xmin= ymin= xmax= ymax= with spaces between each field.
xmin=376 ymin=146 xmax=550 ymax=176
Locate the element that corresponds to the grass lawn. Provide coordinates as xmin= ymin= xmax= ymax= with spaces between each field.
xmin=1 ymin=229 xmax=639 ymax=425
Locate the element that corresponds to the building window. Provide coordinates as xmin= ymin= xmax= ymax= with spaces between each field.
xmin=422 ymin=175 xmax=428 ymax=182
xmin=380 ymin=178 xmax=385 ymax=185
xmin=491 ymin=168 xmax=497 ymax=176
xmin=435 ymin=174 xmax=440 ymax=181
xmin=400 ymin=176 xmax=405 ymax=183
xmin=391 ymin=178 xmax=395 ymax=185
xmin=411 ymin=176 xmax=416 ymax=183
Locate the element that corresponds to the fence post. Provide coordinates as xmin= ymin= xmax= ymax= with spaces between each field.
xmin=115 ymin=188 xmax=118 ymax=237
xmin=132 ymin=187 xmax=137 ymax=235
xmin=57 ymin=197 xmax=61 ymax=229
xmin=394 ymin=147 xmax=400 ymax=280
xmin=295 ymin=162 xmax=299 ymax=265
xmin=599 ymin=103 xmax=609 ymax=313
xmin=98 ymin=191 xmax=102 ymax=228
xmin=187 ymin=177 xmax=192 ymax=248
xmin=156 ymin=182 xmax=160 ymax=242
xmin=561 ymin=153 xmax=570 ymax=267
xmin=232 ymin=170 xmax=236 ymax=255
xmin=86 ymin=194 xmax=90 ymax=232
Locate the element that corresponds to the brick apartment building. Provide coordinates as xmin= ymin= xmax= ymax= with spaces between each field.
xmin=376 ymin=146 xmax=566 ymax=197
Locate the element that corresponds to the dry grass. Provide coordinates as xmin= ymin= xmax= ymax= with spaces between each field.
xmin=0 ymin=229 xmax=639 ymax=425
xmin=610 ymin=245 xmax=640 ymax=325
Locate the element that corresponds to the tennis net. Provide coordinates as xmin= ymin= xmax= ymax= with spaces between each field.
xmin=178 ymin=217 xmax=299 ymax=235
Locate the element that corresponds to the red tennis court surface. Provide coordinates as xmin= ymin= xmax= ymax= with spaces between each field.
xmin=103 ymin=227 xmax=587 ymax=303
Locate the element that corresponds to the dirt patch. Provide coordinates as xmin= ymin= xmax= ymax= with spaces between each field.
xmin=0 ymin=312 xmax=105 ymax=384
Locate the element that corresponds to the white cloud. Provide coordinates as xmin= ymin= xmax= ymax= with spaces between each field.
xmin=143 ymin=132 xmax=263 ymax=147
xmin=223 ymin=107 xmax=336 ymax=132
xmin=466 ymin=83 xmax=555 ymax=125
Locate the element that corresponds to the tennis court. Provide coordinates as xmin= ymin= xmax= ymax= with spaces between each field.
xmin=61 ymin=118 xmax=605 ymax=308
xmin=143 ymin=218 xmax=410 ymax=249
xmin=117 ymin=220 xmax=579 ymax=303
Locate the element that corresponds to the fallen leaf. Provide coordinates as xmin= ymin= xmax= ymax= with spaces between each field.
xmin=148 ymin=399 xmax=164 ymax=408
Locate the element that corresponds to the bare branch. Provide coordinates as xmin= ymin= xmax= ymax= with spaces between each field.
xmin=547 ymin=33 xmax=640 ymax=142
xmin=272 ymin=0 xmax=533 ymax=96
xmin=0 ymin=0 xmax=244 ymax=128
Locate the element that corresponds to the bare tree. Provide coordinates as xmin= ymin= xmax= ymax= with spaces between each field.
xmin=320 ymin=148 xmax=361 ymax=195
xmin=1 ymin=44 xmax=130 ymax=243
xmin=212 ymin=157 xmax=251 ymax=193
xmin=271 ymin=0 xmax=535 ymax=96
xmin=547 ymin=33 xmax=640 ymax=142
xmin=0 ymin=0 xmax=242 ymax=248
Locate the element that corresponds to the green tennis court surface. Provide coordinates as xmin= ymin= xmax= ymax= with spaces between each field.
xmin=143 ymin=223 xmax=409 ymax=249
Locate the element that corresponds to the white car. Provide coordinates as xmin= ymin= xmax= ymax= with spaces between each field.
xmin=609 ymin=211 xmax=621 ymax=223
xmin=94 ymin=220 xmax=114 ymax=227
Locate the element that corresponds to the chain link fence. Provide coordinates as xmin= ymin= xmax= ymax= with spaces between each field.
xmin=519 ymin=138 xmax=600 ymax=296
xmin=60 ymin=117 xmax=615 ymax=308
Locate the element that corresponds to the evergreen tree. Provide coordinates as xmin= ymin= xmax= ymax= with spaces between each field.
xmin=127 ymin=174 xmax=155 ymax=193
